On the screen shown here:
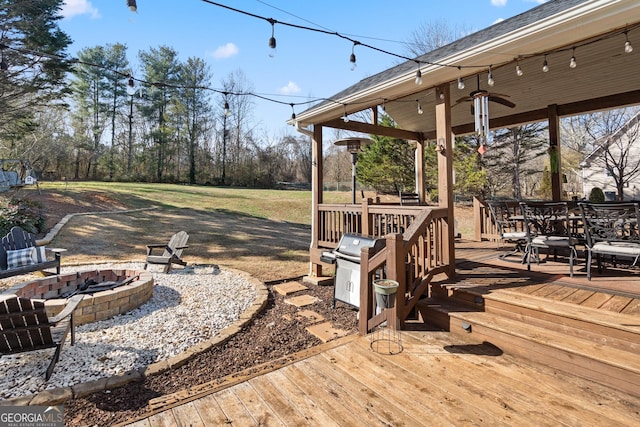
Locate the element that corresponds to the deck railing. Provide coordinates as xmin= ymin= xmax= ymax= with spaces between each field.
xmin=358 ymin=207 xmax=450 ymax=335
xmin=317 ymin=200 xmax=426 ymax=248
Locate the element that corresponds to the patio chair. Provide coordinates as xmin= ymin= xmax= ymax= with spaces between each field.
xmin=487 ymin=200 xmax=527 ymax=261
xmin=520 ymin=201 xmax=578 ymax=277
xmin=144 ymin=230 xmax=189 ymax=273
xmin=579 ymin=202 xmax=640 ymax=280
xmin=0 ymin=294 xmax=84 ymax=380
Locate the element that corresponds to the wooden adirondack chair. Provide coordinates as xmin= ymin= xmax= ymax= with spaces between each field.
xmin=144 ymin=231 xmax=189 ymax=273
xmin=0 ymin=294 xmax=83 ymax=380
xmin=0 ymin=226 xmax=63 ymax=279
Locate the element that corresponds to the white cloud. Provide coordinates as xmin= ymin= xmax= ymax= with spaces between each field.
xmin=526 ymin=0 xmax=548 ymax=4
xmin=492 ymin=18 xmax=505 ymax=25
xmin=279 ymin=81 xmax=301 ymax=95
xmin=211 ymin=43 xmax=239 ymax=59
xmin=61 ymin=0 xmax=100 ymax=19
xmin=491 ymin=0 xmax=507 ymax=6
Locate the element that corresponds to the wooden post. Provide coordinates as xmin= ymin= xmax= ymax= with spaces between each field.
xmin=548 ymin=104 xmax=562 ymax=201
xmin=435 ymin=85 xmax=456 ymax=278
xmin=415 ymin=139 xmax=425 ymax=204
xmin=310 ymin=125 xmax=324 ymax=277
xmin=361 ymin=198 xmax=371 ymax=236
xmin=359 ymin=246 xmax=372 ymax=335
xmin=385 ymin=233 xmax=404 ymax=329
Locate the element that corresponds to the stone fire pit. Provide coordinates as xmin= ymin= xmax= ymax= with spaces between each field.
xmin=3 ymin=269 xmax=154 ymax=325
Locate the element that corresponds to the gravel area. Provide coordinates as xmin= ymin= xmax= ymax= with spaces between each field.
xmin=0 ymin=263 xmax=257 ymax=400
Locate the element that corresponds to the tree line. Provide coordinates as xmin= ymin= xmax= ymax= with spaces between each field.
xmin=1 ymin=1 xmax=639 ymax=201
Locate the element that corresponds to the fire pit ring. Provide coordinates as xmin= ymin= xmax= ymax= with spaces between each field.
xmin=3 ymin=269 xmax=154 ymax=325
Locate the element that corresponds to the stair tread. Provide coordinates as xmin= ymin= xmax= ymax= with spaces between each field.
xmin=449 ymin=310 xmax=640 ymax=373
xmin=485 ymin=289 xmax=640 ymax=334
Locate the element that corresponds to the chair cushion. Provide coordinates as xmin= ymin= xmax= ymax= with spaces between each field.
xmin=6 ymin=248 xmax=35 ymax=269
xmin=531 ymin=235 xmax=577 ymax=248
xmin=31 ymin=246 xmax=47 ymax=263
xmin=503 ymin=231 xmax=526 ymax=239
xmin=592 ymin=241 xmax=640 ymax=257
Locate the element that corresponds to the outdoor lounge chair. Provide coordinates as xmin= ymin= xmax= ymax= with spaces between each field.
xmin=0 ymin=294 xmax=83 ymax=380
xmin=144 ymin=230 xmax=189 ymax=273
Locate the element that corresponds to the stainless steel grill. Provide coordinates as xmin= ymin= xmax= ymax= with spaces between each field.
xmin=321 ymin=234 xmax=385 ymax=308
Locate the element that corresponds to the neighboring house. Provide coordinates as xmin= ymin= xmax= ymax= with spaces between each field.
xmin=580 ymin=112 xmax=640 ymax=201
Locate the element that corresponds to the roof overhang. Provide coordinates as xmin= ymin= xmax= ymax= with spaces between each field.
xmin=292 ymin=0 xmax=640 ymax=139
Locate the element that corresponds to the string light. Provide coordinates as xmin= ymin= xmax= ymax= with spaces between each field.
xmin=415 ymin=62 xmax=422 ymax=85
xmin=569 ymin=48 xmax=577 ymax=68
xmin=350 ymin=41 xmax=360 ymax=71
xmin=515 ymin=60 xmax=523 ymax=76
xmin=268 ymin=18 xmax=277 ymax=58
xmin=457 ymin=66 xmax=465 ymax=90
xmin=127 ymin=0 xmax=137 ymax=12
xmin=625 ymin=31 xmax=634 ymax=53
xmin=416 ymin=99 xmax=423 ymax=115
xmin=487 ymin=65 xmax=495 ymax=87
xmin=342 ymin=104 xmax=349 ymax=122
xmin=290 ymin=103 xmax=296 ymax=120
xmin=381 ymin=98 xmax=386 ymax=112
xmin=224 ymin=97 xmax=231 ymax=117
xmin=542 ymin=55 xmax=549 ymax=72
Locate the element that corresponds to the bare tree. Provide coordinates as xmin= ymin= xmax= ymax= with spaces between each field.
xmin=583 ymin=108 xmax=640 ymax=200
xmin=404 ymin=19 xmax=472 ymax=57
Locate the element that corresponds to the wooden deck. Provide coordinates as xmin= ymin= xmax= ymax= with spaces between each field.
xmin=122 ymin=239 xmax=640 ymax=426
xmin=122 ymin=331 xmax=639 ymax=426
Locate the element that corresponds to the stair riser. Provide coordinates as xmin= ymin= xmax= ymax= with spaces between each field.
xmin=431 ymin=285 xmax=484 ymax=310
xmin=448 ymin=316 xmax=640 ymax=398
xmin=416 ymin=306 xmax=452 ymax=331
xmin=485 ymin=301 xmax=640 ymax=354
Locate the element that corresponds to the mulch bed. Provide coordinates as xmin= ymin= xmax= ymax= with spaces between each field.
xmin=64 ymin=280 xmax=357 ymax=426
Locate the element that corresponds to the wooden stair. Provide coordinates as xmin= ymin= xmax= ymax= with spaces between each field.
xmin=417 ymin=286 xmax=640 ymax=398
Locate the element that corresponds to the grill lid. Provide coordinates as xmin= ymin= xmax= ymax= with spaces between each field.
xmin=334 ymin=234 xmax=385 ymax=258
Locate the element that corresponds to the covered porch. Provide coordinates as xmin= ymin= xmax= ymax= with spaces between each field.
xmin=293 ymin=0 xmax=640 ymax=335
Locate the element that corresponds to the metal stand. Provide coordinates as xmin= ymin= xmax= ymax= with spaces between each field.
xmin=370 ymin=279 xmax=403 ymax=355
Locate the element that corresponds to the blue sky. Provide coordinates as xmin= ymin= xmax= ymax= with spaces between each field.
xmin=58 ymin=0 xmax=547 ymax=137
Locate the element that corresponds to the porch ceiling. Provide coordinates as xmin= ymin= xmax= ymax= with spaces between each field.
xmin=293 ymin=0 xmax=640 ymax=140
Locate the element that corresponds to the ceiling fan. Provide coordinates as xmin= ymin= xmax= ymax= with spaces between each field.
xmin=454 ymin=74 xmax=516 ymax=112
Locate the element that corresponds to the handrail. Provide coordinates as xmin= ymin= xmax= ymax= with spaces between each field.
xmin=359 ymin=206 xmax=450 ymax=335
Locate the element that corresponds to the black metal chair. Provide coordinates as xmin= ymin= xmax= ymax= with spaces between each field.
xmin=520 ymin=201 xmax=578 ymax=277
xmin=487 ymin=200 xmax=527 ymax=261
xmin=579 ymin=202 xmax=640 ymax=280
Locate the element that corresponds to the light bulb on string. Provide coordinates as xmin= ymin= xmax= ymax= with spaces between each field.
xmin=416 ymin=100 xmax=423 ymax=115
xmin=350 ymin=41 xmax=359 ymax=71
xmin=515 ymin=60 xmax=523 ymax=76
xmin=127 ymin=0 xmax=137 ymax=12
xmin=415 ymin=62 xmax=422 ymax=85
xmin=268 ymin=19 xmax=277 ymax=58
xmin=224 ymin=100 xmax=231 ymax=117
xmin=569 ymin=48 xmax=577 ymax=68
xmin=625 ymin=31 xmax=634 ymax=53
xmin=487 ymin=66 xmax=495 ymax=87
xmin=342 ymin=104 xmax=349 ymax=122
xmin=542 ymin=55 xmax=549 ymax=72
xmin=290 ymin=103 xmax=296 ymax=120
xmin=126 ymin=75 xmax=136 ymax=95
xmin=457 ymin=66 xmax=465 ymax=90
